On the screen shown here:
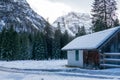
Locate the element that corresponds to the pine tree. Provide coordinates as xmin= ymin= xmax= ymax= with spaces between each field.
xmin=44 ymin=22 xmax=53 ymax=59
xmin=1 ymin=25 xmax=20 ymax=60
xmin=28 ymin=33 xmax=35 ymax=59
xmin=61 ymin=30 xmax=69 ymax=59
xmin=76 ymin=26 xmax=86 ymax=37
xmin=0 ymin=28 xmax=6 ymax=60
xmin=0 ymin=32 xmax=1 ymax=60
xmin=92 ymin=0 xmax=119 ymax=32
xmin=32 ymin=32 xmax=47 ymax=60
xmin=114 ymin=18 xmax=120 ymax=26
xmin=8 ymin=26 xmax=20 ymax=60
xmin=19 ymin=32 xmax=30 ymax=60
xmin=52 ymin=22 xmax=62 ymax=59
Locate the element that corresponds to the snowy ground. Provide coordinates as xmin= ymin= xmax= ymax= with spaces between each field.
xmin=0 ymin=70 xmax=116 ymax=80
xmin=0 ymin=60 xmax=67 ymax=69
xmin=0 ymin=60 xmax=119 ymax=80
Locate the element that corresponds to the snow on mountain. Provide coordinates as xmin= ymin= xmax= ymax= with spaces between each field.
xmin=0 ymin=0 xmax=48 ymax=32
xmin=52 ymin=12 xmax=92 ymax=36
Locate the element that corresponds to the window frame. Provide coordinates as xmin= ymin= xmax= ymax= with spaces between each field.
xmin=75 ymin=50 xmax=79 ymax=61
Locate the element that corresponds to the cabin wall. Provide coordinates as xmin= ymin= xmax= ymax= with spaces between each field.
xmin=100 ymin=31 xmax=120 ymax=68
xmin=67 ymin=50 xmax=83 ymax=67
xmin=83 ymin=50 xmax=99 ymax=68
xmin=102 ymin=31 xmax=120 ymax=53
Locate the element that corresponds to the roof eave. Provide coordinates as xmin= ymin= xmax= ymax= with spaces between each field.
xmin=97 ymin=27 xmax=120 ymax=50
xmin=62 ymin=48 xmax=98 ymax=51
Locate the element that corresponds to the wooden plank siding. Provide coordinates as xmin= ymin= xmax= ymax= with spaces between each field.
xmin=82 ymin=31 xmax=120 ymax=68
xmin=100 ymin=31 xmax=120 ymax=53
xmin=99 ymin=31 xmax=120 ymax=68
xmin=83 ymin=50 xmax=99 ymax=68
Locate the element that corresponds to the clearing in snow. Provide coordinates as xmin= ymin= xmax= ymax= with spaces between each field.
xmin=0 ymin=60 xmax=119 ymax=80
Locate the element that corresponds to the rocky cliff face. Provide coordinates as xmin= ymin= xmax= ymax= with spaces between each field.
xmin=52 ymin=12 xmax=92 ymax=36
xmin=0 ymin=0 xmax=48 ymax=32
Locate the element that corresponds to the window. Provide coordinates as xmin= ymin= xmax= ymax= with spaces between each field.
xmin=75 ymin=50 xmax=79 ymax=61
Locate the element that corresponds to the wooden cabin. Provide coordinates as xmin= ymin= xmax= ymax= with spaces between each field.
xmin=62 ymin=26 xmax=120 ymax=69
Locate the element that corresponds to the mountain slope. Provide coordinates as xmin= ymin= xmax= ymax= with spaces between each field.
xmin=52 ymin=12 xmax=92 ymax=36
xmin=0 ymin=0 xmax=48 ymax=32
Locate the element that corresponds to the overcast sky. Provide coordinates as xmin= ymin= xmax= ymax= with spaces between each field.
xmin=27 ymin=0 xmax=120 ymax=23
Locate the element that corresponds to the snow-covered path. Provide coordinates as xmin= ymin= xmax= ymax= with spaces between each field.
xmin=0 ymin=60 xmax=119 ymax=80
xmin=0 ymin=66 xmax=118 ymax=80
xmin=0 ymin=69 xmax=119 ymax=80
xmin=0 ymin=70 xmax=116 ymax=80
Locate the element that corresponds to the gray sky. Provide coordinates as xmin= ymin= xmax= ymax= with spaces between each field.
xmin=49 ymin=0 xmax=93 ymax=12
xmin=27 ymin=0 xmax=120 ymax=23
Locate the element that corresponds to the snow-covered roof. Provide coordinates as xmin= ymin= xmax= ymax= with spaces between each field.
xmin=62 ymin=26 xmax=120 ymax=50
